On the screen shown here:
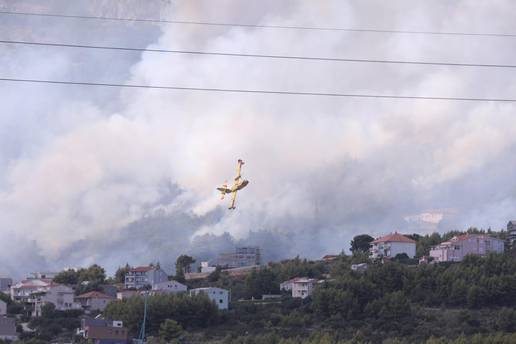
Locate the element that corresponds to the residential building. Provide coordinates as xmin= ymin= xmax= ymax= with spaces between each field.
xmin=31 ymin=284 xmax=80 ymax=317
xmin=322 ymin=255 xmax=338 ymax=262
xmin=190 ymin=287 xmax=229 ymax=310
xmin=200 ymin=261 xmax=216 ymax=273
xmin=78 ymin=318 xmax=128 ymax=344
xmin=430 ymin=234 xmax=504 ymax=263
xmin=124 ymin=266 xmax=168 ymax=290
xmin=0 ymin=300 xmax=6 ymax=316
xmin=280 ymin=277 xmax=318 ymax=299
xmin=0 ymin=317 xmax=18 ymax=341
xmin=0 ymin=278 xmax=12 ymax=294
xmin=75 ymin=291 xmax=115 ymax=312
xmin=369 ymin=233 xmax=416 ymax=259
xmin=507 ymin=221 xmax=516 ymax=245
xmin=10 ymin=278 xmax=52 ymax=302
xmin=211 ymin=246 xmax=261 ymax=269
xmin=351 ymin=263 xmax=368 ymax=272
xmin=151 ymin=280 xmax=187 ymax=295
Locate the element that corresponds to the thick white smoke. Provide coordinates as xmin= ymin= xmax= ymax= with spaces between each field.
xmin=1 ymin=0 xmax=516 ymax=277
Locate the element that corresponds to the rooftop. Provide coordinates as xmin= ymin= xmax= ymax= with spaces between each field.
xmin=128 ymin=266 xmax=156 ymax=273
xmin=76 ymin=291 xmax=114 ymax=299
xmin=372 ymin=233 xmax=416 ymax=244
xmin=282 ymin=277 xmax=318 ymax=284
xmin=452 ymin=234 xmax=501 ymax=242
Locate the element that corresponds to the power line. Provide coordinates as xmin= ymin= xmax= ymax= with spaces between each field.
xmin=1 ymin=77 xmax=515 ymax=103
xmin=1 ymin=10 xmax=515 ymax=38
xmin=2 ymin=39 xmax=516 ymax=69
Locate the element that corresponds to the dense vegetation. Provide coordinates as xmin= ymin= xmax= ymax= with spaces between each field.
xmin=104 ymin=293 xmax=220 ymax=335
xmin=5 ymin=228 xmax=516 ymax=343
xmin=52 ymin=264 xmax=107 ymax=295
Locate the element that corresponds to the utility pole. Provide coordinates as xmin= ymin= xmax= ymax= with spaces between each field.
xmin=138 ymin=292 xmax=148 ymax=343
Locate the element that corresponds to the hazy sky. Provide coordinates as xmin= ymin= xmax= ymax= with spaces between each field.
xmin=1 ymin=0 xmax=516 ymax=277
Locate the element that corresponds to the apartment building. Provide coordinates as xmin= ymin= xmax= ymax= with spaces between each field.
xmin=124 ymin=266 xmax=168 ymax=290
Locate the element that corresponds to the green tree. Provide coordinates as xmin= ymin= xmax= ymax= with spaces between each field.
xmin=350 ymin=234 xmax=374 ymax=254
xmin=466 ymin=286 xmax=484 ymax=308
xmin=245 ymin=268 xmax=279 ymax=299
xmin=115 ymin=264 xmax=132 ymax=284
xmin=104 ymin=293 xmax=219 ymax=334
xmin=159 ymin=319 xmax=183 ymax=342
xmin=208 ymin=266 xmax=222 ymax=282
xmin=79 ymin=264 xmax=106 ymax=284
xmin=175 ymin=255 xmax=195 ymax=282
xmin=53 ymin=269 xmax=79 ymax=285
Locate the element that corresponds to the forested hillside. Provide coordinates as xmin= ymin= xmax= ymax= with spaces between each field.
xmin=95 ymin=229 xmax=516 ymax=343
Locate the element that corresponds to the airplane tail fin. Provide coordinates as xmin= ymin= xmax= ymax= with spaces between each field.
xmin=219 ymin=181 xmax=228 ymax=200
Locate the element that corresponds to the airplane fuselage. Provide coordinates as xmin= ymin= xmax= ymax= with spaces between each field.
xmin=232 ymin=179 xmax=249 ymax=192
xmin=217 ymin=159 xmax=248 ymax=209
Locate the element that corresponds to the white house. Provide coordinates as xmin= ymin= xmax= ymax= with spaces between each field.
xmin=370 ymin=233 xmax=416 ymax=259
xmin=124 ymin=266 xmax=168 ymax=290
xmin=190 ymin=287 xmax=229 ymax=310
xmin=75 ymin=291 xmax=115 ymax=312
xmin=351 ymin=263 xmax=368 ymax=272
xmin=30 ymin=284 xmax=80 ymax=317
xmin=151 ymin=280 xmax=187 ymax=295
xmin=280 ymin=277 xmax=318 ymax=299
xmin=0 ymin=300 xmax=6 ymax=316
xmin=10 ymin=279 xmax=52 ymax=302
xmin=430 ymin=234 xmax=505 ymax=263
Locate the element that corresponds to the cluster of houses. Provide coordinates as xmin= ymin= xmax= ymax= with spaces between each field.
xmin=0 ymin=266 xmax=230 ymax=343
xmin=368 ymin=232 xmax=505 ymax=263
xmin=1 ymin=224 xmax=514 ymax=342
xmin=121 ymin=265 xmax=229 ymax=310
xmin=6 ymin=265 xmax=230 ymax=314
xmin=276 ymin=222 xmax=516 ymax=300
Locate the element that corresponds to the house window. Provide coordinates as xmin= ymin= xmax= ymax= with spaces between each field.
xmin=454 ymin=246 xmax=460 ymax=250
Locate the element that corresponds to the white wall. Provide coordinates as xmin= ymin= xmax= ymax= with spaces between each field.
xmin=292 ymin=282 xmax=315 ymax=299
xmin=389 ymin=242 xmax=416 ymax=258
xmin=152 ymin=281 xmax=187 ymax=294
xmin=191 ymin=288 xmax=229 ymax=310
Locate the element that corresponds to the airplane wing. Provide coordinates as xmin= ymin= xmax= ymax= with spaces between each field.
xmin=235 ymin=159 xmax=244 ymax=180
xmin=229 ymin=191 xmax=238 ymax=209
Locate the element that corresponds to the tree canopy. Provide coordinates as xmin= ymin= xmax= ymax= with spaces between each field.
xmin=350 ymin=234 xmax=374 ymax=253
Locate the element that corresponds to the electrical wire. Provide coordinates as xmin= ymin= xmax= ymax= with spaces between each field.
xmin=1 ymin=10 xmax=515 ymax=38
xmin=1 ymin=77 xmax=515 ymax=102
xmin=2 ymin=39 xmax=515 ymax=69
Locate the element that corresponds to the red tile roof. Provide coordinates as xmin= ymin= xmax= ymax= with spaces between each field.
xmin=372 ymin=233 xmax=416 ymax=244
xmin=453 ymin=234 xmax=492 ymax=241
xmin=129 ymin=266 xmax=155 ymax=273
xmin=76 ymin=291 xmax=114 ymax=299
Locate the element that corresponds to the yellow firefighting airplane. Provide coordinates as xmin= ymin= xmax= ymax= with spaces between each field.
xmin=217 ymin=159 xmax=249 ymax=209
